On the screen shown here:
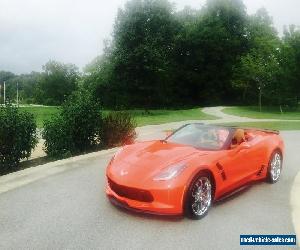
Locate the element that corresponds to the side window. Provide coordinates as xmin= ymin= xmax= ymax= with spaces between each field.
xmin=217 ymin=129 xmax=229 ymax=147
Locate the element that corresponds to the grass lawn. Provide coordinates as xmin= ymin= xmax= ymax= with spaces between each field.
xmin=223 ymin=106 xmax=300 ymax=120
xmin=131 ymin=108 xmax=218 ymax=126
xmin=20 ymin=106 xmax=60 ymax=128
xmin=215 ymin=121 xmax=300 ymax=131
xmin=21 ymin=106 xmax=218 ymax=128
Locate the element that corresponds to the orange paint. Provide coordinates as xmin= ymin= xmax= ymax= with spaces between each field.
xmin=106 ymin=125 xmax=284 ymax=216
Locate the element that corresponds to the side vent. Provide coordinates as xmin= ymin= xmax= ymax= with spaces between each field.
xmin=216 ymin=162 xmax=227 ymax=181
xmin=257 ymin=165 xmax=266 ymax=176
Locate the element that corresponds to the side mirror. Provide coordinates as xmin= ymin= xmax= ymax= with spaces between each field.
xmin=237 ymin=142 xmax=250 ymax=152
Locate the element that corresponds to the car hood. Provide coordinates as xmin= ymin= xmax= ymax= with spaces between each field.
xmin=107 ymin=140 xmax=209 ymax=186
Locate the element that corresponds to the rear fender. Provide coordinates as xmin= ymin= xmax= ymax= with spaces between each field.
xmin=265 ymin=135 xmax=284 ymax=163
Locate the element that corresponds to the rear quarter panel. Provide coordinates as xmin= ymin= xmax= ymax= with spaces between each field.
xmin=260 ymin=133 xmax=284 ymax=165
xmin=246 ymin=131 xmax=284 ymax=166
xmin=175 ymin=132 xmax=285 ymax=206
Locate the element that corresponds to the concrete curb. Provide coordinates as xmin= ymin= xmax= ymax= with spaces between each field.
xmin=0 ymin=147 xmax=118 ymax=195
xmin=291 ymin=171 xmax=300 ymax=246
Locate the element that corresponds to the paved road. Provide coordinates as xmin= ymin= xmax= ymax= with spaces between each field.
xmin=0 ymin=131 xmax=299 ymax=250
xmin=202 ymin=106 xmax=300 ymax=122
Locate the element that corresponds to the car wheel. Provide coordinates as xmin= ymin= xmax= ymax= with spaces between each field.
xmin=267 ymin=150 xmax=282 ymax=184
xmin=186 ymin=173 xmax=212 ymax=220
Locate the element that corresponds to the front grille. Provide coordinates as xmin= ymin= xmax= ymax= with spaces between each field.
xmin=107 ymin=177 xmax=154 ymax=202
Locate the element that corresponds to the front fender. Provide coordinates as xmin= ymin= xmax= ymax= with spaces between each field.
xmin=179 ymin=164 xmax=220 ymax=211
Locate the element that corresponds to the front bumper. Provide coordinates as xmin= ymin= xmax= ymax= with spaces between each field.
xmin=106 ymin=180 xmax=185 ymax=216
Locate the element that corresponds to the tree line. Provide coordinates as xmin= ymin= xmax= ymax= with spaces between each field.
xmin=0 ymin=61 xmax=78 ymax=106
xmin=1 ymin=0 xmax=300 ymax=109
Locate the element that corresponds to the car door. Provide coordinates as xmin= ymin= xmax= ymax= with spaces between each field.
xmin=216 ymin=141 xmax=259 ymax=195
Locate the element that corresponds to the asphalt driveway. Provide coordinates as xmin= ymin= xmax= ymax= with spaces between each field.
xmin=0 ymin=131 xmax=299 ymax=250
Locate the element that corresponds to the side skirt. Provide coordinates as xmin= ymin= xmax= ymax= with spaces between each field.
xmin=214 ymin=179 xmax=263 ymax=203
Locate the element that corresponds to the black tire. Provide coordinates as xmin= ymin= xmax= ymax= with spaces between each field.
xmin=266 ymin=150 xmax=283 ymax=184
xmin=185 ymin=172 xmax=213 ymax=220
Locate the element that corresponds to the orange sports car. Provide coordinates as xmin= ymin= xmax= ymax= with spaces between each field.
xmin=106 ymin=124 xmax=284 ymax=219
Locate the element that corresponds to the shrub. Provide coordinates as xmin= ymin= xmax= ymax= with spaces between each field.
xmin=0 ymin=105 xmax=37 ymax=175
xmin=43 ymin=115 xmax=73 ymax=158
xmin=100 ymin=111 xmax=137 ymax=148
xmin=43 ymin=90 xmax=102 ymax=158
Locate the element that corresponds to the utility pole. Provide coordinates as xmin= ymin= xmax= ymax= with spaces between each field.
xmin=3 ymin=81 xmax=5 ymax=105
xmin=258 ymin=85 xmax=262 ymax=112
xmin=17 ymin=82 xmax=19 ymax=106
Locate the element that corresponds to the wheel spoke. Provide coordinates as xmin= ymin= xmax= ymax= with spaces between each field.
xmin=270 ymin=153 xmax=281 ymax=181
xmin=191 ymin=176 xmax=212 ymax=216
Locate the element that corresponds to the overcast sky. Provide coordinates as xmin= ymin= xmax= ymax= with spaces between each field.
xmin=1 ymin=0 xmax=300 ymax=74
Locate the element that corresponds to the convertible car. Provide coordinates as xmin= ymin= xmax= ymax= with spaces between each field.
xmin=106 ymin=124 xmax=284 ymax=219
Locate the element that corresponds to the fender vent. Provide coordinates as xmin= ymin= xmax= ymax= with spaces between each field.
xmin=216 ymin=162 xmax=227 ymax=181
xmin=257 ymin=165 xmax=266 ymax=176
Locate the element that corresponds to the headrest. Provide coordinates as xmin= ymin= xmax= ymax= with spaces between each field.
xmin=233 ymin=129 xmax=245 ymax=144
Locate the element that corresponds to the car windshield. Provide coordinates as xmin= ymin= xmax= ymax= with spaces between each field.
xmin=166 ymin=124 xmax=230 ymax=150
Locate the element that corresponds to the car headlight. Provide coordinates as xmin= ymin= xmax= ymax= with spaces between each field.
xmin=153 ymin=163 xmax=187 ymax=181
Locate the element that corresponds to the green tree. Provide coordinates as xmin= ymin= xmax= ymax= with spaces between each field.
xmin=232 ymin=8 xmax=280 ymax=107
xmin=5 ymin=72 xmax=41 ymax=104
xmin=278 ymin=25 xmax=300 ymax=107
xmin=36 ymin=61 xmax=79 ymax=105
xmin=232 ymin=50 xmax=279 ymax=109
xmin=82 ymin=50 xmax=115 ymax=108
xmin=172 ymin=0 xmax=249 ymax=106
xmin=0 ymin=71 xmax=15 ymax=82
xmin=82 ymin=0 xmax=299 ymax=110
xmin=110 ymin=0 xmax=180 ymax=108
